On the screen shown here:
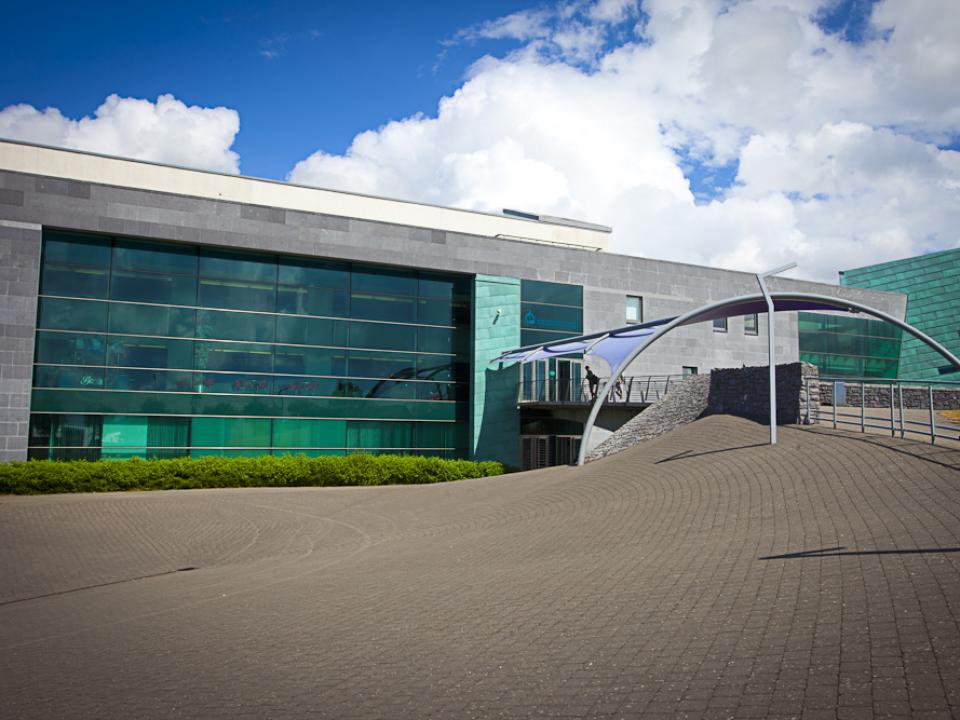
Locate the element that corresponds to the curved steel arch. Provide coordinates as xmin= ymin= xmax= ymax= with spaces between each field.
xmin=575 ymin=291 xmax=960 ymax=465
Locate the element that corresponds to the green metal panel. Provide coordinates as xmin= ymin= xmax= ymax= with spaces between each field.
xmin=471 ymin=275 xmax=521 ymax=466
xmin=842 ymin=248 xmax=960 ymax=380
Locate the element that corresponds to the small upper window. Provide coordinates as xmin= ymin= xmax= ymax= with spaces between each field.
xmin=713 ymin=317 xmax=728 ymax=333
xmin=682 ymin=366 xmax=698 ymax=377
xmin=626 ymin=295 xmax=643 ymax=324
xmin=744 ymin=313 xmax=759 ymax=335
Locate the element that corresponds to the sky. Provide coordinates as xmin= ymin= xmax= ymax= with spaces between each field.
xmin=1 ymin=0 xmax=958 ymax=282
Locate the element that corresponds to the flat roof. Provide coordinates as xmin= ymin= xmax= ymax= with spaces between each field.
xmin=0 ymin=139 xmax=609 ymax=251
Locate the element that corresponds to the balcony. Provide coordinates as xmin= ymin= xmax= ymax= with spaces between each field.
xmin=517 ymin=374 xmax=683 ymax=408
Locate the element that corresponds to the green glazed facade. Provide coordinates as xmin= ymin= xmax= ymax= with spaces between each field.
xmin=840 ymin=248 xmax=960 ymax=380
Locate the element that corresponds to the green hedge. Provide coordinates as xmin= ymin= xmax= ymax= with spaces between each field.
xmin=0 ymin=455 xmax=505 ymax=495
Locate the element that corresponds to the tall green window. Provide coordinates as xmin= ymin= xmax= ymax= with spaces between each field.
xmin=29 ymin=230 xmax=472 ymax=460
xmin=798 ymin=312 xmax=902 ymax=379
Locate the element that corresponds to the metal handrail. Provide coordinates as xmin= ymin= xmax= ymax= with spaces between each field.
xmin=517 ymin=374 xmax=683 ymax=405
xmin=809 ymin=376 xmax=960 ymax=445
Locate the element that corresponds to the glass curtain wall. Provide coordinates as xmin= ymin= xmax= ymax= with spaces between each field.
xmin=798 ymin=311 xmax=902 ymax=379
xmin=30 ymin=231 xmax=471 ymax=460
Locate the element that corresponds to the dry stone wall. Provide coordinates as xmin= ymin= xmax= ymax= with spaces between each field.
xmin=818 ymin=382 xmax=960 ymax=410
xmin=587 ymin=362 xmax=820 ymax=462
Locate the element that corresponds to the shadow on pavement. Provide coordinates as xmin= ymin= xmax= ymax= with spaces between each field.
xmin=760 ymin=546 xmax=960 ymax=560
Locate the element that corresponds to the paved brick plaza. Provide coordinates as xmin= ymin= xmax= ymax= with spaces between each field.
xmin=1 ymin=415 xmax=959 ymax=719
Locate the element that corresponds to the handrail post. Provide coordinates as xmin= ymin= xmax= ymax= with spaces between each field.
xmin=860 ymin=380 xmax=867 ymax=433
xmin=898 ymin=383 xmax=905 ymax=439
xmin=805 ymin=377 xmax=810 ymax=423
xmin=832 ymin=381 xmax=837 ymax=429
xmin=890 ymin=382 xmax=896 ymax=437
xmin=929 ymin=384 xmax=936 ymax=445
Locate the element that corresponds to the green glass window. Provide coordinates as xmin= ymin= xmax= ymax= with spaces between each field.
xmin=111 ymin=270 xmax=198 ymax=305
xmin=416 ymin=423 xmax=454 ymax=449
xmin=196 ymin=341 xmax=273 ymax=373
xmin=276 ymin=315 xmax=348 ymax=347
xmin=274 ymin=376 xmax=341 ymax=396
xmin=38 ymin=298 xmax=108 ymax=332
xmin=40 ymin=234 xmax=105 ymax=299
xmin=44 ymin=233 xmax=112 ymax=268
xmin=521 ymin=279 xmax=582 ymax=307
xmin=199 ymin=250 xmax=275 ymax=283
xmin=274 ymin=346 xmax=347 ymax=376
xmin=351 ymin=293 xmax=417 ymax=323
xmin=349 ymin=351 xmax=416 ymax=379
xmin=113 ymin=240 xmax=197 ymax=275
xmin=109 ymin=303 xmax=196 ymax=338
xmin=191 ymin=417 xmax=272 ymax=448
xmin=276 ymin=287 xmax=348 ymax=317
xmin=108 ymin=336 xmax=194 ymax=369
xmin=36 ymin=331 xmax=106 ymax=366
xmin=349 ymin=321 xmax=416 ymax=351
xmin=278 ymin=259 xmax=348 ymax=289
xmin=200 ymin=373 xmax=274 ymax=395
xmin=417 ymin=382 xmax=462 ymax=401
xmin=194 ymin=394 xmax=281 ymax=417
xmin=102 ymin=416 xmax=149 ymax=457
xmin=197 ymin=309 xmax=275 ymax=343
xmin=272 ymin=418 xmax=346 ymax=448
xmin=416 ymin=298 xmax=459 ymax=326
xmin=520 ymin=303 xmax=583 ymax=334
xmin=34 ymin=365 xmax=104 ymax=389
xmin=29 ymin=413 xmax=102 ymax=449
xmin=198 ymin=278 xmax=276 ymax=313
xmin=352 ymin=267 xmax=417 ymax=297
xmin=417 ymin=326 xmax=458 ymax=354
xmin=347 ymin=420 xmax=413 ymax=449
xmin=41 ymin=267 xmax=109 ymax=299
xmin=106 ymin=368 xmax=195 ymax=392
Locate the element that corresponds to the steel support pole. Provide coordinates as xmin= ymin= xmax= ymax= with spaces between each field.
xmin=929 ymin=384 xmax=936 ymax=445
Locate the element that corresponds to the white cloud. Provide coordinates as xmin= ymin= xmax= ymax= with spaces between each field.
xmin=0 ymin=94 xmax=241 ymax=174
xmin=290 ymin=0 xmax=960 ymax=281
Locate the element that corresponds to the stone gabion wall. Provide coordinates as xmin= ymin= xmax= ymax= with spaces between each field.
xmin=587 ymin=374 xmax=712 ymax=461
xmin=587 ymin=362 xmax=820 ymax=463
xmin=818 ymin=382 xmax=960 ymax=410
xmin=708 ymin=362 xmax=820 ymax=425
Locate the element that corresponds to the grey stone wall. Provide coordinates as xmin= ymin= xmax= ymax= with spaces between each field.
xmin=588 ymin=374 xmax=712 ymax=461
xmin=709 ymin=362 xmax=821 ymax=425
xmin=587 ymin=362 xmax=820 ymax=462
xmin=819 ymin=382 xmax=960 ymax=410
xmin=0 ymin=221 xmax=41 ymax=461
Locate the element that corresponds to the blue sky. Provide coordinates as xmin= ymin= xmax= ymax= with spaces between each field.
xmin=0 ymin=0 xmax=537 ymax=179
xmin=0 ymin=0 xmax=957 ymax=281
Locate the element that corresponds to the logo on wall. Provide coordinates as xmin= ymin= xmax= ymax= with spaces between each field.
xmin=524 ymin=310 xmax=537 ymax=326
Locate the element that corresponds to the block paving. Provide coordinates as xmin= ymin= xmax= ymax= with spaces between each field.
xmin=1 ymin=414 xmax=959 ymax=719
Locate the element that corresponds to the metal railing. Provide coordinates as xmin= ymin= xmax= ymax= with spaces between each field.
xmin=809 ymin=376 xmax=960 ymax=445
xmin=518 ymin=374 xmax=684 ymax=405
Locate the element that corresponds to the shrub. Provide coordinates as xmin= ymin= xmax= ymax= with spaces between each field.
xmin=0 ymin=454 xmax=506 ymax=495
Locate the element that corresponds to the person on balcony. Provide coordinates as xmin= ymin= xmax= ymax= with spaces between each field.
xmin=586 ymin=366 xmax=600 ymax=400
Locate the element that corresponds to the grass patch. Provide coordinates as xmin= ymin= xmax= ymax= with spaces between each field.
xmin=0 ymin=454 xmax=505 ymax=495
xmin=940 ymin=410 xmax=960 ymax=422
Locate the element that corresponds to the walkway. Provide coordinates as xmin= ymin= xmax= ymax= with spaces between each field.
xmin=2 ymin=415 xmax=959 ymax=719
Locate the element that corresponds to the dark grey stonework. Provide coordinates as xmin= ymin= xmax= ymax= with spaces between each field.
xmin=588 ymin=362 xmax=821 ymax=461
xmin=0 ymin=163 xmax=902 ymax=460
xmin=819 ymin=381 xmax=960 ymax=410
xmin=0 ymin=221 xmax=41 ymax=461
xmin=588 ymin=374 xmax=712 ymax=460
xmin=708 ymin=361 xmax=821 ymax=425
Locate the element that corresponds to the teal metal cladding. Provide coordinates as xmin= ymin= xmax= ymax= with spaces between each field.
xmin=840 ymin=248 xmax=960 ymax=380
xmin=29 ymin=231 xmax=471 ymax=460
xmin=798 ymin=311 xmax=901 ymax=379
